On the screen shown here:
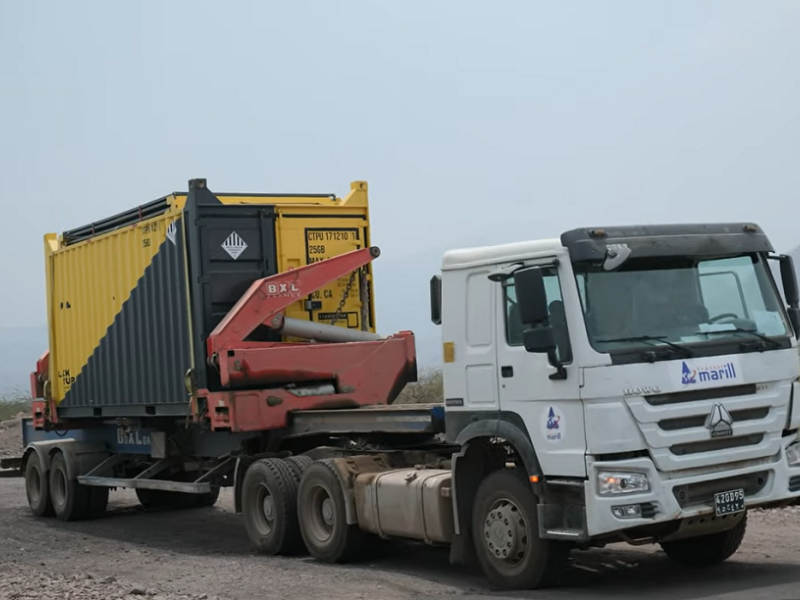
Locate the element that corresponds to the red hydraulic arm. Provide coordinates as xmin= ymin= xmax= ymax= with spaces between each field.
xmin=199 ymin=246 xmax=418 ymax=433
xmin=208 ymin=245 xmax=382 ymax=358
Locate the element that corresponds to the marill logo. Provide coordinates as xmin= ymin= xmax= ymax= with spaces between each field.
xmin=681 ymin=361 xmax=697 ymax=385
xmin=542 ymin=406 xmax=565 ymax=442
xmin=681 ymin=361 xmax=737 ymax=385
xmin=546 ymin=407 xmax=560 ymax=431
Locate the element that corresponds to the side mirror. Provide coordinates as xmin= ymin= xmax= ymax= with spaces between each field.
xmin=513 ymin=267 xmax=558 ymax=355
xmin=779 ymin=255 xmax=800 ymax=339
xmin=513 ymin=267 xmax=549 ymax=326
xmin=511 ymin=266 xmax=568 ymax=380
xmin=522 ymin=327 xmax=556 ymax=354
xmin=430 ymin=275 xmax=442 ymax=325
xmin=780 ymin=255 xmax=799 ymax=306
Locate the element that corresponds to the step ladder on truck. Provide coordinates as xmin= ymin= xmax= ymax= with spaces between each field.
xmin=20 ymin=180 xmax=800 ymax=590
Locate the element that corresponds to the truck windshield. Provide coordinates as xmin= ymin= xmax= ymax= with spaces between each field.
xmin=573 ymin=253 xmax=791 ymax=357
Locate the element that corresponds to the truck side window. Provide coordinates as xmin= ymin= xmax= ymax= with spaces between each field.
xmin=503 ymin=268 xmax=573 ymax=363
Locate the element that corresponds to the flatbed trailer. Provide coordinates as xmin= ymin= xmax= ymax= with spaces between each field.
xmin=16 ymin=179 xmax=800 ymax=591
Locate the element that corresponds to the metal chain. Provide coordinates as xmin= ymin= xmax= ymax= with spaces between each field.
xmin=329 ymin=269 xmax=358 ymax=326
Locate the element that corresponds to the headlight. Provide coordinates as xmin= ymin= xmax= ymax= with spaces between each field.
xmin=787 ymin=442 xmax=800 ymax=466
xmin=597 ymin=471 xmax=650 ymax=496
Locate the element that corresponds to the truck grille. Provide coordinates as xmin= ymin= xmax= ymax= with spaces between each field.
xmin=672 ymin=471 xmax=768 ymax=508
xmin=789 ymin=475 xmax=800 ymax=493
xmin=659 ymin=407 xmax=769 ymax=431
xmin=645 ymin=384 xmax=756 ymax=407
xmin=670 ymin=434 xmax=764 ymax=456
xmin=625 ymin=381 xmax=789 ymax=472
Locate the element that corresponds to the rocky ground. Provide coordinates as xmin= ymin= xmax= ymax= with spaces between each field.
xmin=0 ymin=478 xmax=799 ymax=600
xmin=0 ymin=416 xmax=22 ymax=458
xmin=2 ymin=419 xmax=800 ymax=599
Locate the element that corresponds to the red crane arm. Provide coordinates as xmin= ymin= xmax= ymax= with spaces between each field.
xmin=207 ymin=246 xmax=381 ymax=357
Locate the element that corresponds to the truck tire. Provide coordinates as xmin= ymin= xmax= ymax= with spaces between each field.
xmin=24 ymin=452 xmax=54 ymax=517
xmin=49 ymin=451 xmax=90 ymax=522
xmin=285 ymin=455 xmax=313 ymax=482
xmin=242 ymin=458 xmax=304 ymax=555
xmin=297 ymin=459 xmax=368 ymax=563
xmin=660 ymin=513 xmax=747 ymax=567
xmin=471 ymin=468 xmax=570 ymax=590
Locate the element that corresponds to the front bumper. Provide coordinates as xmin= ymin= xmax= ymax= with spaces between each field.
xmin=584 ymin=440 xmax=800 ymax=538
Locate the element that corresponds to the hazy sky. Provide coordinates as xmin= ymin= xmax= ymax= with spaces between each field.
xmin=1 ymin=1 xmax=799 ymax=331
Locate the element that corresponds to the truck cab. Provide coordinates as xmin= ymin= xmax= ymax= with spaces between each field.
xmin=434 ymin=223 xmax=800 ymax=586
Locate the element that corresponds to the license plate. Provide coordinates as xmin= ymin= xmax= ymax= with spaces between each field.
xmin=714 ymin=488 xmax=745 ymax=516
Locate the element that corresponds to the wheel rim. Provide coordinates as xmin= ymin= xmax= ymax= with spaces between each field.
xmin=305 ymin=483 xmax=335 ymax=544
xmin=482 ymin=498 xmax=528 ymax=567
xmin=253 ymin=483 xmax=275 ymax=536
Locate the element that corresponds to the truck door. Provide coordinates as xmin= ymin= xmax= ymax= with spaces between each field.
xmin=494 ymin=261 xmax=586 ymax=478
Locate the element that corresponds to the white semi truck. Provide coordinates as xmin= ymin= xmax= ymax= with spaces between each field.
xmin=427 ymin=223 xmax=800 ymax=588
xmin=20 ymin=198 xmax=800 ymax=591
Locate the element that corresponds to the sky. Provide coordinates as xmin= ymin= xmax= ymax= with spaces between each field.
xmin=1 ymin=1 xmax=799 ymax=345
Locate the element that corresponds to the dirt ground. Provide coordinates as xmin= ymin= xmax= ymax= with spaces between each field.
xmin=1 ymin=478 xmax=800 ymax=600
xmin=2 ymin=419 xmax=800 ymax=599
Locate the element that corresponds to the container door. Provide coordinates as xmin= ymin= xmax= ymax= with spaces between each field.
xmin=184 ymin=193 xmax=278 ymax=391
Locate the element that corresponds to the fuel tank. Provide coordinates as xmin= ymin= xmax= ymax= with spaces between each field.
xmin=354 ymin=468 xmax=454 ymax=544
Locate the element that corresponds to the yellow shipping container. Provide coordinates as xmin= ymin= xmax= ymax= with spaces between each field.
xmin=43 ymin=179 xmax=375 ymax=419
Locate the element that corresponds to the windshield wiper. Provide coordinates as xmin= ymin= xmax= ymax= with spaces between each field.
xmin=595 ymin=335 xmax=695 ymax=357
xmin=697 ymin=327 xmax=783 ymax=349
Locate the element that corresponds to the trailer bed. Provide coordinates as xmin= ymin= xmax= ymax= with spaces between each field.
xmin=3 ymin=403 xmax=445 ymax=474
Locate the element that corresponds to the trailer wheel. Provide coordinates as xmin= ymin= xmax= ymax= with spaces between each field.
xmin=136 ymin=488 xmax=168 ymax=508
xmin=86 ymin=486 xmax=109 ymax=519
xmin=242 ymin=458 xmax=304 ymax=555
xmin=49 ymin=451 xmax=90 ymax=522
xmin=284 ymin=455 xmax=313 ymax=482
xmin=24 ymin=452 xmax=54 ymax=517
xmin=194 ymin=484 xmax=221 ymax=508
xmin=471 ymin=468 xmax=570 ymax=590
xmin=297 ymin=459 xmax=367 ymax=563
xmin=660 ymin=513 xmax=747 ymax=567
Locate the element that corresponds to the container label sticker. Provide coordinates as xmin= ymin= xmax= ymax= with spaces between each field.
xmin=221 ymin=231 xmax=248 ymax=260
xmin=305 ymin=228 xmax=362 ymax=327
xmin=542 ymin=405 xmax=564 ymax=442
xmin=166 ymin=221 xmax=177 ymax=246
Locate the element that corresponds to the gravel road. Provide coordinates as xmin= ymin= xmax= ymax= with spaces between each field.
xmin=1 ymin=478 xmax=800 ymax=600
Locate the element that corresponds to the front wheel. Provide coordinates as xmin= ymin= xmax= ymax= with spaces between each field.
xmin=471 ymin=469 xmax=570 ymax=590
xmin=660 ymin=513 xmax=747 ymax=567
